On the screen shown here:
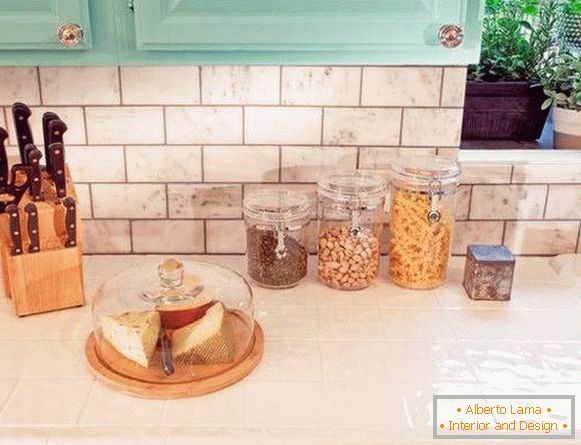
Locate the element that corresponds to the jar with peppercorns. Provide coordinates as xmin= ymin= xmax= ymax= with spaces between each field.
xmin=317 ymin=171 xmax=387 ymax=290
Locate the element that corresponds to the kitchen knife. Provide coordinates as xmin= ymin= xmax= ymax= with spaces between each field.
xmin=25 ymin=145 xmax=43 ymax=201
xmin=47 ymin=142 xmax=66 ymax=198
xmin=12 ymin=103 xmax=33 ymax=164
xmin=3 ymin=164 xmax=33 ymax=211
xmin=6 ymin=204 xmax=22 ymax=256
xmin=0 ymin=127 xmax=8 ymax=189
xmin=63 ymin=197 xmax=76 ymax=248
xmin=42 ymin=112 xmax=59 ymax=174
xmin=24 ymin=203 xmax=40 ymax=253
xmin=46 ymin=119 xmax=67 ymax=177
xmin=159 ymin=326 xmax=175 ymax=376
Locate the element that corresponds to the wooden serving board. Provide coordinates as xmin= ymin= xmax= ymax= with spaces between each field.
xmin=85 ymin=312 xmax=264 ymax=399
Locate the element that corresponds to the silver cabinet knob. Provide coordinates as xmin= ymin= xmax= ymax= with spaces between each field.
xmin=439 ymin=24 xmax=464 ymax=48
xmin=57 ymin=24 xmax=84 ymax=48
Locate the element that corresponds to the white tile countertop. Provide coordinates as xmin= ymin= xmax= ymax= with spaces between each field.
xmin=0 ymin=255 xmax=579 ymax=445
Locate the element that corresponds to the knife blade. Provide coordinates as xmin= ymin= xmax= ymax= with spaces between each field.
xmin=63 ymin=197 xmax=76 ymax=248
xmin=25 ymin=145 xmax=43 ymax=201
xmin=6 ymin=204 xmax=22 ymax=256
xmin=24 ymin=203 xmax=40 ymax=253
xmin=0 ymin=127 xmax=8 ymax=189
xmin=47 ymin=142 xmax=66 ymax=198
xmin=42 ymin=112 xmax=59 ymax=174
xmin=12 ymin=103 xmax=33 ymax=164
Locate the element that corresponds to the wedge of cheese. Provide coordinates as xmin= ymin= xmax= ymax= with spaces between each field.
xmin=101 ymin=311 xmax=161 ymax=368
xmin=156 ymin=290 xmax=215 ymax=330
xmin=171 ymin=302 xmax=235 ymax=365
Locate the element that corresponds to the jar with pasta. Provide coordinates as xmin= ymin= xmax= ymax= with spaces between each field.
xmin=388 ymin=156 xmax=461 ymax=289
xmin=317 ymin=172 xmax=386 ymax=290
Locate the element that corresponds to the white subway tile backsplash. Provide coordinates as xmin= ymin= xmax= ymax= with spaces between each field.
xmin=166 ymin=107 xmax=242 ymax=144
xmin=132 ymin=220 xmax=204 ymax=253
xmin=280 ymin=146 xmax=357 ymax=182
xmin=452 ymin=221 xmax=504 ymax=255
xmin=512 ymin=163 xmax=581 ymax=184
xmin=75 ymin=184 xmax=92 ymax=219
xmin=0 ymin=67 xmax=41 ymax=106
xmin=83 ymin=220 xmax=131 ymax=253
xmin=361 ymin=67 xmax=441 ymax=107
xmin=244 ymin=183 xmax=318 ymax=205
xmin=168 ymin=184 xmax=242 ymax=219
xmin=245 ymin=107 xmax=321 ymax=145
xmin=401 ymin=108 xmax=463 ymax=147
xmin=67 ymin=146 xmax=125 ymax=183
xmin=204 ymin=145 xmax=279 ymax=182
xmin=5 ymin=106 xmax=86 ymax=145
xmin=441 ymin=67 xmax=467 ymax=107
xmin=460 ymin=163 xmax=513 ymax=184
xmin=455 ymin=185 xmax=471 ymax=220
xmin=323 ymin=108 xmax=401 ymax=146
xmin=86 ymin=107 xmax=163 ymax=144
xmin=545 ymin=185 xmax=581 ymax=219
xmin=282 ymin=66 xmax=360 ymax=106
xmin=126 ymin=145 xmax=202 ymax=182
xmin=206 ymin=220 xmax=246 ymax=253
xmin=121 ymin=66 xmax=200 ymax=105
xmin=40 ymin=67 xmax=120 ymax=105
xmin=358 ymin=146 xmax=437 ymax=169
xmin=470 ymin=185 xmax=547 ymax=220
xmin=202 ymin=66 xmax=279 ymax=105
xmin=504 ymin=221 xmax=579 ymax=255
xmin=91 ymin=184 xmax=167 ymax=219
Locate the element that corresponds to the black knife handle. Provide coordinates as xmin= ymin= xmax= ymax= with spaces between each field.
xmin=8 ymin=164 xmax=32 ymax=207
xmin=6 ymin=204 xmax=22 ymax=256
xmin=63 ymin=197 xmax=76 ymax=248
xmin=12 ymin=103 xmax=33 ymax=164
xmin=47 ymin=119 xmax=67 ymax=178
xmin=0 ymin=127 xmax=8 ymax=188
xmin=24 ymin=203 xmax=40 ymax=254
xmin=47 ymin=142 xmax=66 ymax=198
xmin=42 ymin=112 xmax=59 ymax=174
xmin=25 ymin=145 xmax=43 ymax=201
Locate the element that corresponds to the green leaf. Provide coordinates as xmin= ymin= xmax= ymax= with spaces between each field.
xmin=541 ymin=98 xmax=553 ymax=110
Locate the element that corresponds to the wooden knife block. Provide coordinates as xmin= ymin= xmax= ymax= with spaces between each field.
xmin=0 ymin=166 xmax=84 ymax=316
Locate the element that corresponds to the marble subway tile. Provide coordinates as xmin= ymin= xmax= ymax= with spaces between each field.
xmin=5 ymin=106 xmax=86 ymax=145
xmin=244 ymin=183 xmax=317 ymax=205
xmin=281 ymin=146 xmax=357 ymax=182
xmin=0 ymin=67 xmax=40 ymax=105
xmin=361 ymin=67 xmax=442 ymax=106
xmin=437 ymin=147 xmax=460 ymax=159
xmin=168 ymin=184 xmax=242 ymax=219
xmin=282 ymin=66 xmax=360 ymax=106
xmin=245 ymin=107 xmax=321 ymax=145
xmin=452 ymin=221 xmax=504 ymax=255
xmin=74 ymin=183 xmax=92 ymax=219
xmin=470 ymin=185 xmax=547 ymax=220
xmin=578 ymin=230 xmax=581 ymax=253
xmin=455 ymin=185 xmax=471 ymax=220
xmin=441 ymin=67 xmax=467 ymax=107
xmin=120 ymin=66 xmax=200 ymax=105
xmin=206 ymin=219 xmax=246 ymax=253
xmin=545 ymin=185 xmax=581 ymax=219
xmin=82 ymin=220 xmax=131 ymax=253
xmin=86 ymin=107 xmax=163 ymax=144
xmin=401 ymin=108 xmax=463 ymax=147
xmin=126 ymin=145 xmax=202 ymax=182
xmin=91 ymin=184 xmax=166 ymax=219
xmin=40 ymin=67 xmax=120 ymax=105
xmin=512 ymin=163 xmax=581 ymax=183
xmin=204 ymin=145 xmax=279 ymax=182
xmin=358 ymin=146 xmax=437 ymax=169
xmin=201 ymin=66 xmax=279 ymax=105
xmin=166 ymin=106 xmax=242 ymax=144
xmin=132 ymin=220 xmax=204 ymax=253
xmin=460 ymin=163 xmax=513 ymax=184
xmin=504 ymin=221 xmax=579 ymax=254
xmin=323 ymin=108 xmax=401 ymax=146
xmin=67 ymin=146 xmax=125 ymax=182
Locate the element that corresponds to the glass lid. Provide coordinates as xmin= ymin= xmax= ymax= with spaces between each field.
xmin=243 ymin=189 xmax=312 ymax=223
xmin=317 ymin=171 xmax=387 ymax=203
xmin=390 ymin=156 xmax=461 ymax=185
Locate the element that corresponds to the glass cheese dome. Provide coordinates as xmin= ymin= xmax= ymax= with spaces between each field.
xmin=87 ymin=258 xmax=260 ymax=398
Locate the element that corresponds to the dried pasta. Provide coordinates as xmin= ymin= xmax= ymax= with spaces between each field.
xmin=388 ymin=187 xmax=452 ymax=289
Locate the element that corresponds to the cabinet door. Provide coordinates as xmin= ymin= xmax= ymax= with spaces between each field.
xmin=0 ymin=0 xmax=92 ymax=50
xmin=133 ymin=0 xmax=481 ymax=62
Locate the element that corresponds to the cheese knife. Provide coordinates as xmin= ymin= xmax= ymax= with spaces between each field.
xmin=63 ymin=197 xmax=76 ymax=248
xmin=42 ymin=112 xmax=59 ymax=174
xmin=24 ymin=145 xmax=43 ymax=201
xmin=24 ymin=203 xmax=40 ymax=253
xmin=159 ymin=326 xmax=175 ymax=376
xmin=6 ymin=204 xmax=22 ymax=256
xmin=47 ymin=142 xmax=66 ymax=198
xmin=12 ymin=103 xmax=33 ymax=164
xmin=0 ymin=127 xmax=8 ymax=189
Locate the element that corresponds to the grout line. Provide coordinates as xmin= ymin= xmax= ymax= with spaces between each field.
xmin=575 ymin=221 xmax=581 ymax=253
xmin=198 ymin=65 xmax=203 ymax=105
xmin=81 ymin=106 xmax=89 ymax=145
xmin=320 ymin=108 xmax=325 ymax=145
xmin=128 ymin=219 xmax=134 ymax=253
xmin=49 ymin=103 xmax=464 ymax=110
xmin=358 ymin=66 xmax=364 ymax=106
xmin=242 ymin=107 xmax=245 ymax=145
xmin=398 ymin=108 xmax=404 ymax=146
xmin=356 ymin=146 xmax=361 ymax=169
xmin=438 ymin=67 xmax=445 ymax=107
xmin=202 ymin=219 xmax=207 ymax=254
xmin=501 ymin=220 xmax=508 ymax=245
xmin=164 ymin=183 xmax=170 ymax=219
xmin=122 ymin=145 xmax=129 ymax=182
xmin=279 ymin=66 xmax=283 ymax=105
xmin=466 ymin=184 xmax=474 ymax=220
xmin=88 ymin=183 xmax=96 ymax=219
xmin=36 ymin=67 xmax=44 ymax=106
xmin=542 ymin=184 xmax=550 ymax=219
xmin=200 ymin=145 xmax=205 ymax=182
xmin=117 ymin=66 xmax=123 ymax=105
xmin=162 ymin=106 xmax=168 ymax=145
xmin=509 ymin=164 xmax=515 ymax=183
xmin=278 ymin=145 xmax=282 ymax=182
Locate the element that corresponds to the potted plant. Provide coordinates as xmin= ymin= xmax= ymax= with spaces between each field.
xmin=558 ymin=0 xmax=581 ymax=52
xmin=463 ymin=0 xmax=559 ymax=142
xmin=540 ymin=52 xmax=581 ymax=148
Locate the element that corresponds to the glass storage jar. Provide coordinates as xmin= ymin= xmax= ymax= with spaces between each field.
xmin=243 ymin=189 xmax=312 ymax=289
xmin=317 ymin=171 xmax=387 ymax=290
xmin=388 ymin=156 xmax=461 ymax=289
